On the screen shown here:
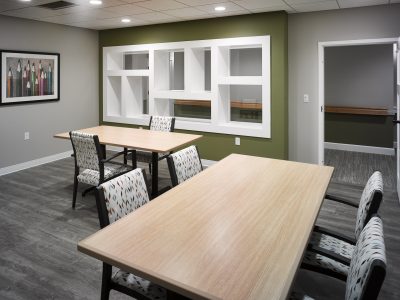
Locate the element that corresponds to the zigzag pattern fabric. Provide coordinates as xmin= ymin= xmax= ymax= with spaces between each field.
xmin=100 ymin=169 xmax=150 ymax=223
xmin=170 ymin=145 xmax=202 ymax=184
xmin=355 ymin=171 xmax=383 ymax=239
xmin=150 ymin=116 xmax=174 ymax=132
xmin=70 ymin=131 xmax=99 ymax=171
xmin=346 ymin=216 xmax=386 ymax=299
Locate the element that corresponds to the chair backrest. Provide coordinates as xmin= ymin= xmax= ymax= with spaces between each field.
xmin=70 ymin=131 xmax=102 ymax=171
xmin=167 ymin=145 xmax=203 ymax=186
xmin=355 ymin=171 xmax=383 ymax=239
xmin=95 ymin=168 xmax=150 ymax=228
xmin=149 ymin=116 xmax=175 ymax=132
xmin=346 ymin=216 xmax=386 ymax=300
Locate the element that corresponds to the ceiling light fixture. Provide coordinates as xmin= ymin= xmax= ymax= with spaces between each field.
xmin=89 ymin=0 xmax=102 ymax=5
xmin=121 ymin=18 xmax=131 ymax=23
xmin=214 ymin=6 xmax=226 ymax=11
xmin=20 ymin=0 xmax=32 ymax=2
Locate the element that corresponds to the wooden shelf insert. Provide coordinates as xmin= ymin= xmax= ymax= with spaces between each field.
xmin=175 ymin=99 xmax=262 ymax=110
xmin=325 ymin=106 xmax=390 ymax=116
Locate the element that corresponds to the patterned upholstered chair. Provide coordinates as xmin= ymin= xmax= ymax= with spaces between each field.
xmin=302 ymin=171 xmax=383 ymax=280
xmin=290 ymin=216 xmax=386 ymax=300
xmin=95 ymin=169 xmax=166 ymax=300
xmin=167 ymin=145 xmax=203 ymax=186
xmin=69 ymin=131 xmax=131 ymax=209
xmin=133 ymin=116 xmax=175 ymax=172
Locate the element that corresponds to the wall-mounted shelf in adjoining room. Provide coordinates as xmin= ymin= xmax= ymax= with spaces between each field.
xmin=325 ymin=106 xmax=391 ymax=116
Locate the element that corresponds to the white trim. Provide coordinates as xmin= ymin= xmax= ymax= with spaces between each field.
xmin=201 ymin=159 xmax=217 ymax=168
xmin=318 ymin=37 xmax=398 ymax=165
xmin=325 ymin=142 xmax=395 ymax=156
xmin=0 ymin=150 xmax=73 ymax=176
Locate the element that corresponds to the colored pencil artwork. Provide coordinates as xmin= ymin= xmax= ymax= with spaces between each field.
xmin=5 ymin=56 xmax=55 ymax=98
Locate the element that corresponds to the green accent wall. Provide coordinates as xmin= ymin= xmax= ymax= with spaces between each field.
xmin=99 ymin=12 xmax=288 ymax=161
xmin=325 ymin=113 xmax=394 ymax=148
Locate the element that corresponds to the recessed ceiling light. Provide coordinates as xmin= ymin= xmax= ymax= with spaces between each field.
xmin=89 ymin=0 xmax=102 ymax=5
xmin=121 ymin=18 xmax=131 ymax=23
xmin=20 ymin=0 xmax=32 ymax=2
xmin=214 ymin=6 xmax=226 ymax=11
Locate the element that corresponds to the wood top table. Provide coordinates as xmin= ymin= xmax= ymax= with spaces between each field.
xmin=54 ymin=125 xmax=202 ymax=196
xmin=78 ymin=154 xmax=333 ymax=300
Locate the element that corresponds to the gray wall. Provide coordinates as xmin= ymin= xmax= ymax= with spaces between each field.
xmin=325 ymin=44 xmax=394 ymax=108
xmin=0 ymin=15 xmax=99 ymax=168
xmin=288 ymin=4 xmax=400 ymax=163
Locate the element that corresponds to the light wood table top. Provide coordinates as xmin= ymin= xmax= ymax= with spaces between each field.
xmin=54 ymin=125 xmax=202 ymax=153
xmin=78 ymin=154 xmax=333 ymax=300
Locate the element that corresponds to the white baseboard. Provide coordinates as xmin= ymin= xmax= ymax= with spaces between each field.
xmin=0 ymin=150 xmax=73 ymax=176
xmin=325 ymin=142 xmax=395 ymax=156
xmin=201 ymin=159 xmax=217 ymax=167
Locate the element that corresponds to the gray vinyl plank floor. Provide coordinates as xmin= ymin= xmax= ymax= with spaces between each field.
xmin=0 ymin=151 xmax=399 ymax=299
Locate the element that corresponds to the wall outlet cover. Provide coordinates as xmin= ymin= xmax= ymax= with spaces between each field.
xmin=24 ymin=132 xmax=30 ymax=140
xmin=235 ymin=137 xmax=240 ymax=146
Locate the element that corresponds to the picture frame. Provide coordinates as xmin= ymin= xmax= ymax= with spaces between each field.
xmin=0 ymin=50 xmax=60 ymax=105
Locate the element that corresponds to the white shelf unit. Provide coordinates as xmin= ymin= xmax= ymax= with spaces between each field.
xmin=103 ymin=36 xmax=270 ymax=138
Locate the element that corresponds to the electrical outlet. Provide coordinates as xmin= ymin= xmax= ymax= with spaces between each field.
xmin=24 ymin=132 xmax=30 ymax=140
xmin=235 ymin=137 xmax=240 ymax=146
xmin=303 ymin=94 xmax=310 ymax=103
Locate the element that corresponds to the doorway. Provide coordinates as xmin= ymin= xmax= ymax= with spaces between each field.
xmin=318 ymin=38 xmax=398 ymax=194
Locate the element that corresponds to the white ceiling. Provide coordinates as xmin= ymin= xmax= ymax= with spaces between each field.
xmin=0 ymin=0 xmax=398 ymax=30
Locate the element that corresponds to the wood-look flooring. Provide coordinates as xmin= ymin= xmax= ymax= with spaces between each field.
xmin=0 ymin=150 xmax=398 ymax=299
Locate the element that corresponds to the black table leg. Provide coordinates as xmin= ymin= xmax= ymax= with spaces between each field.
xmin=123 ymin=147 xmax=128 ymax=164
xmin=131 ymin=149 xmax=137 ymax=169
xmin=101 ymin=144 xmax=106 ymax=159
xmin=151 ymin=152 xmax=158 ymax=198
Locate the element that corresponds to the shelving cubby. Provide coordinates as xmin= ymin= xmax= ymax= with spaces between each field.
xmin=103 ymin=36 xmax=270 ymax=138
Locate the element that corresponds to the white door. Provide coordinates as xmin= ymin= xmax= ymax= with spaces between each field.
xmin=396 ymin=38 xmax=400 ymax=202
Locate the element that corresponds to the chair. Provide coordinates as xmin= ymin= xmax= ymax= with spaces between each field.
xmin=302 ymin=171 xmax=383 ymax=280
xmin=291 ymin=216 xmax=386 ymax=300
xmin=95 ymin=169 xmax=166 ymax=300
xmin=69 ymin=131 xmax=131 ymax=209
xmin=134 ymin=116 xmax=175 ymax=172
xmin=167 ymin=145 xmax=203 ymax=186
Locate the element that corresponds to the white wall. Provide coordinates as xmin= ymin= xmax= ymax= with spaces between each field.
xmin=325 ymin=44 xmax=394 ymax=109
xmin=288 ymin=4 xmax=400 ymax=163
xmin=0 ymin=15 xmax=99 ymax=168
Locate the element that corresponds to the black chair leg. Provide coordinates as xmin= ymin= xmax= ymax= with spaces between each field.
xmin=101 ymin=263 xmax=112 ymax=300
xmin=148 ymin=163 xmax=152 ymax=174
xmin=72 ymin=173 xmax=78 ymax=209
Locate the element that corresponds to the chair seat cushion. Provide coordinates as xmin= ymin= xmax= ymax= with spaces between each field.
xmin=309 ymin=231 xmax=354 ymax=260
xmin=77 ymin=165 xmax=130 ymax=186
xmin=135 ymin=150 xmax=169 ymax=163
xmin=302 ymin=251 xmax=350 ymax=277
xmin=112 ymin=269 xmax=166 ymax=300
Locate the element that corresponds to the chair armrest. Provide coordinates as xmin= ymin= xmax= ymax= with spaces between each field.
xmin=314 ymin=225 xmax=356 ymax=245
xmin=325 ymin=193 xmax=359 ymax=208
xmin=307 ymin=244 xmax=351 ymax=266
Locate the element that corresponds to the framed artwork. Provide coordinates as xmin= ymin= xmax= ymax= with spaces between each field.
xmin=0 ymin=50 xmax=60 ymax=105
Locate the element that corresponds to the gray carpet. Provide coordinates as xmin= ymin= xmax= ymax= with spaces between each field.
xmin=0 ymin=151 xmax=399 ymax=299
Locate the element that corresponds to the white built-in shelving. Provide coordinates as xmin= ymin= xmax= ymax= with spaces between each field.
xmin=103 ymin=36 xmax=270 ymax=138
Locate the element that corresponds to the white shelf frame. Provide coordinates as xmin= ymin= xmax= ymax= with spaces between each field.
xmin=103 ymin=35 xmax=270 ymax=138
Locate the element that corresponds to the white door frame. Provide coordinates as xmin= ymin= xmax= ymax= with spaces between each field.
xmin=318 ymin=38 xmax=398 ymax=165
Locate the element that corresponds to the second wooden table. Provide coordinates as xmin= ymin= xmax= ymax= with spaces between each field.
xmin=54 ymin=125 xmax=202 ymax=196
